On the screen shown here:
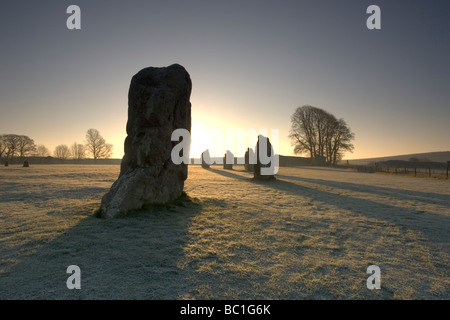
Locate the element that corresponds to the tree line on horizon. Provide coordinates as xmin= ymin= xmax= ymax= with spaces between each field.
xmin=2 ymin=106 xmax=355 ymax=165
xmin=0 ymin=129 xmax=113 ymax=162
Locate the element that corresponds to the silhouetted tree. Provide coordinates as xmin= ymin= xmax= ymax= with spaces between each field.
xmin=289 ymin=105 xmax=354 ymax=165
xmin=85 ymin=129 xmax=113 ymax=160
xmin=327 ymin=118 xmax=354 ymax=164
xmin=17 ymin=135 xmax=36 ymax=158
xmin=71 ymin=142 xmax=86 ymax=160
xmin=0 ymin=135 xmax=7 ymax=161
xmin=54 ymin=144 xmax=71 ymax=159
xmin=2 ymin=134 xmax=20 ymax=160
xmin=35 ymin=144 xmax=51 ymax=157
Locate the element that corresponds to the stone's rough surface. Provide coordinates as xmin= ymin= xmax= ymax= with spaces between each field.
xmin=201 ymin=149 xmax=211 ymax=169
xmin=223 ymin=150 xmax=234 ymax=170
xmin=254 ymin=135 xmax=275 ymax=180
xmin=99 ymin=64 xmax=192 ymax=218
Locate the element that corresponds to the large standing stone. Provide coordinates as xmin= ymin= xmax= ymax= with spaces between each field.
xmin=254 ymin=135 xmax=275 ymax=180
xmin=98 ymin=64 xmax=192 ymax=218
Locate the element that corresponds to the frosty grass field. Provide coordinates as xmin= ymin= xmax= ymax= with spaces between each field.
xmin=0 ymin=164 xmax=449 ymax=299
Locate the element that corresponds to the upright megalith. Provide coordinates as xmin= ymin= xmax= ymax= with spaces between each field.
xmin=201 ymin=149 xmax=211 ymax=169
xmin=244 ymin=148 xmax=255 ymax=172
xmin=23 ymin=161 xmax=29 ymax=167
xmin=254 ymin=135 xmax=275 ymax=180
xmin=98 ymin=64 xmax=192 ymax=218
xmin=4 ymin=161 xmax=8 ymax=167
xmin=223 ymin=150 xmax=234 ymax=170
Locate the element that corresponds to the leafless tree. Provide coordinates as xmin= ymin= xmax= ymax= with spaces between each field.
xmin=85 ymin=129 xmax=113 ymax=160
xmin=0 ymin=135 xmax=7 ymax=161
xmin=35 ymin=144 xmax=51 ymax=157
xmin=71 ymin=142 xmax=86 ymax=160
xmin=1 ymin=134 xmax=39 ymax=161
xmin=54 ymin=144 xmax=71 ymax=159
xmin=17 ymin=135 xmax=36 ymax=158
xmin=327 ymin=118 xmax=354 ymax=164
xmin=289 ymin=105 xmax=354 ymax=165
xmin=3 ymin=134 xmax=20 ymax=160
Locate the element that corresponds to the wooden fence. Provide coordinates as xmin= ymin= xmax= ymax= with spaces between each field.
xmin=342 ymin=160 xmax=449 ymax=179
xmin=375 ymin=165 xmax=448 ymax=179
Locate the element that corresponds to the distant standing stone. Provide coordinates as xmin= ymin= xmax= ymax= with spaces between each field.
xmin=98 ymin=64 xmax=192 ymax=218
xmin=254 ymin=135 xmax=275 ymax=180
xmin=201 ymin=149 xmax=211 ymax=169
xmin=244 ymin=148 xmax=255 ymax=172
xmin=23 ymin=161 xmax=29 ymax=167
xmin=223 ymin=150 xmax=233 ymax=170
xmin=4 ymin=161 xmax=8 ymax=167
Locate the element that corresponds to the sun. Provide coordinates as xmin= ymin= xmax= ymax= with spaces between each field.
xmin=190 ymin=120 xmax=217 ymax=159
xmin=190 ymin=119 xmax=239 ymax=159
xmin=190 ymin=120 xmax=258 ymax=159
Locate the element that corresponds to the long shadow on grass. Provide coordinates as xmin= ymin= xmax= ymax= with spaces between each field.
xmin=276 ymin=174 xmax=450 ymax=207
xmin=0 ymin=187 xmax=109 ymax=203
xmin=209 ymin=168 xmax=450 ymax=244
xmin=207 ymin=167 xmax=251 ymax=180
xmin=0 ymin=194 xmax=205 ymax=300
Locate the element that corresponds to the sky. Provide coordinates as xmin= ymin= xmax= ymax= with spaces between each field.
xmin=0 ymin=0 xmax=449 ymax=159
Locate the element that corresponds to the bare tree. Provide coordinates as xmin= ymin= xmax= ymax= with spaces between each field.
xmin=35 ymin=144 xmax=51 ymax=157
xmin=3 ymin=134 xmax=20 ymax=160
xmin=289 ymin=106 xmax=315 ymax=157
xmin=0 ymin=135 xmax=7 ymax=161
xmin=17 ymin=135 xmax=36 ymax=158
xmin=289 ymin=106 xmax=330 ymax=158
xmin=71 ymin=142 xmax=86 ymax=160
xmin=54 ymin=144 xmax=71 ymax=159
xmin=1 ymin=134 xmax=39 ymax=162
xmin=289 ymin=105 xmax=354 ymax=165
xmin=327 ymin=118 xmax=354 ymax=164
xmin=85 ymin=129 xmax=113 ymax=160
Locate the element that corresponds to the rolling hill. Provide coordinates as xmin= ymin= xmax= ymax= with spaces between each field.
xmin=342 ymin=151 xmax=450 ymax=165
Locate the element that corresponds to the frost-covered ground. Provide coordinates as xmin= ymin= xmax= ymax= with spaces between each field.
xmin=0 ymin=164 xmax=448 ymax=299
